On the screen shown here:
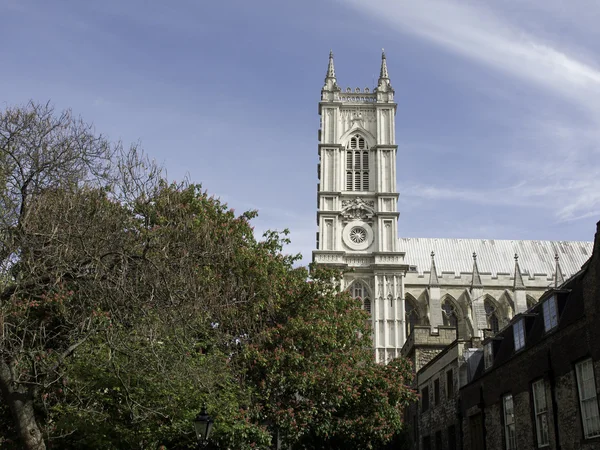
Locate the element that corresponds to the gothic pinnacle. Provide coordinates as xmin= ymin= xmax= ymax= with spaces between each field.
xmin=379 ymin=48 xmax=389 ymax=80
xmin=325 ymin=50 xmax=336 ymax=80
xmin=514 ymin=253 xmax=525 ymax=290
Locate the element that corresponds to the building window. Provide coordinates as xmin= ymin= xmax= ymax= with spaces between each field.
xmin=542 ymin=295 xmax=558 ymax=332
xmin=446 ymin=369 xmax=454 ymax=398
xmin=513 ymin=319 xmax=525 ymax=351
xmin=503 ymin=394 xmax=516 ymax=450
xmin=575 ymin=358 xmax=600 ymax=438
xmin=350 ymin=282 xmax=370 ymax=315
xmin=435 ymin=430 xmax=442 ymax=450
xmin=448 ymin=425 xmax=457 ymax=450
xmin=434 ymin=379 xmax=440 ymax=405
xmin=345 ymin=135 xmax=369 ymax=191
xmin=363 ymin=298 xmax=371 ymax=314
xmin=532 ymin=379 xmax=550 ymax=447
xmin=484 ymin=342 xmax=494 ymax=370
xmin=485 ymin=299 xmax=500 ymax=333
xmin=422 ymin=435 xmax=431 ymax=450
xmin=442 ymin=300 xmax=458 ymax=328
xmin=422 ymin=386 xmax=430 ymax=412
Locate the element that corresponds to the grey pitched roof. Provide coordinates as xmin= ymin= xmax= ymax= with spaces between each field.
xmin=399 ymin=237 xmax=593 ymax=279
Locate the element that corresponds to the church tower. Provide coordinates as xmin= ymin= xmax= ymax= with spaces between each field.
xmin=313 ymin=51 xmax=409 ymax=363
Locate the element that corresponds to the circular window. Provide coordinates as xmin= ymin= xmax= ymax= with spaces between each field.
xmin=342 ymin=221 xmax=373 ymax=250
xmin=349 ymin=226 xmax=367 ymax=244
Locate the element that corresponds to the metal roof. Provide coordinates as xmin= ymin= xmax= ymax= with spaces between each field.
xmin=399 ymin=237 xmax=593 ymax=278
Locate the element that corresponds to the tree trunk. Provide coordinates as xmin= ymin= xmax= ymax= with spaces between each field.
xmin=0 ymin=363 xmax=46 ymax=450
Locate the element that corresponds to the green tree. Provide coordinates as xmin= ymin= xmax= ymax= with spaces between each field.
xmin=243 ymin=266 xmax=416 ymax=449
xmin=0 ymin=102 xmax=416 ymax=449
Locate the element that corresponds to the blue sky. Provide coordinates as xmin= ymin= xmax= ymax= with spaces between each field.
xmin=2 ymin=0 xmax=599 ymax=263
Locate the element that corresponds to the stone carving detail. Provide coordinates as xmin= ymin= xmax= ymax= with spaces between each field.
xmin=349 ymin=226 xmax=367 ymax=244
xmin=341 ymin=197 xmax=376 ymax=223
xmin=340 ymin=109 xmax=376 ymax=134
xmin=346 ymin=257 xmax=372 ymax=267
xmin=315 ymin=254 xmax=342 ymax=263
xmin=376 ymin=255 xmax=401 ymax=264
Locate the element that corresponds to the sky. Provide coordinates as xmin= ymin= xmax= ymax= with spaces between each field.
xmin=2 ymin=0 xmax=599 ymax=264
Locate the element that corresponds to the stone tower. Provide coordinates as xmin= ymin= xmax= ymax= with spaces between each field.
xmin=312 ymin=51 xmax=409 ymax=363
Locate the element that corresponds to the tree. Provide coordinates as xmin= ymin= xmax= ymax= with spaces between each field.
xmin=0 ymin=102 xmax=416 ymax=449
xmin=243 ymin=266 xmax=416 ymax=449
xmin=0 ymin=102 xmax=118 ymax=449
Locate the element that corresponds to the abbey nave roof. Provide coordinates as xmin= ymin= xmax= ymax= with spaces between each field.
xmin=399 ymin=237 xmax=593 ymax=279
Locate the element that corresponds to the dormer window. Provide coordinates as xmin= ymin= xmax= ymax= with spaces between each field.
xmin=542 ymin=295 xmax=558 ymax=332
xmin=346 ymin=134 xmax=369 ymax=191
xmin=513 ymin=319 xmax=525 ymax=351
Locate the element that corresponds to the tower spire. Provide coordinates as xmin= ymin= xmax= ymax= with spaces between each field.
xmin=379 ymin=48 xmax=389 ymax=80
xmin=554 ymin=253 xmax=564 ymax=288
xmin=376 ymin=48 xmax=393 ymax=94
xmin=325 ymin=50 xmax=336 ymax=81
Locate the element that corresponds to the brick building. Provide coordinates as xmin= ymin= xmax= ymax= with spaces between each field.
xmin=460 ymin=219 xmax=600 ymax=450
xmin=403 ymin=220 xmax=600 ymax=450
xmin=403 ymin=326 xmax=483 ymax=450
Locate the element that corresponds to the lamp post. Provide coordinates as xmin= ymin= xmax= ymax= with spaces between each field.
xmin=193 ymin=406 xmax=214 ymax=447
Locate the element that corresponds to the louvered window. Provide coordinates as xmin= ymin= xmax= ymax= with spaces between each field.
xmin=345 ymin=134 xmax=369 ymax=191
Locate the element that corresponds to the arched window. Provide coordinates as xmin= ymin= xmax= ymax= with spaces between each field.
xmin=349 ymin=282 xmax=371 ymax=315
xmin=485 ymin=299 xmax=500 ymax=333
xmin=346 ymin=134 xmax=369 ymax=191
xmin=442 ymin=300 xmax=458 ymax=328
xmin=405 ymin=298 xmax=420 ymax=336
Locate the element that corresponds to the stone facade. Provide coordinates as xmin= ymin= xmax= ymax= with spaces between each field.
xmin=405 ymin=330 xmax=482 ymax=450
xmin=312 ymin=51 xmax=594 ymax=363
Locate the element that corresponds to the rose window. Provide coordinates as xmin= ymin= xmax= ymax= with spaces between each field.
xmin=349 ymin=226 xmax=367 ymax=244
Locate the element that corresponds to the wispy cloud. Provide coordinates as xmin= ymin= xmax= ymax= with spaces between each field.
xmin=341 ymin=0 xmax=600 ymax=113
xmin=342 ymin=0 xmax=600 ymax=225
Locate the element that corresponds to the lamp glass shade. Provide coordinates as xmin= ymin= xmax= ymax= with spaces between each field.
xmin=193 ymin=409 xmax=214 ymax=441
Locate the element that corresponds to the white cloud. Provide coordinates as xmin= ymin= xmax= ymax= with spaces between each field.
xmin=342 ymin=0 xmax=600 ymax=225
xmin=340 ymin=0 xmax=600 ymax=113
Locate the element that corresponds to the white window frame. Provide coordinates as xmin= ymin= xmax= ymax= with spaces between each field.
xmin=484 ymin=342 xmax=494 ymax=370
xmin=513 ymin=319 xmax=525 ymax=351
xmin=532 ymin=379 xmax=550 ymax=447
xmin=542 ymin=296 xmax=558 ymax=332
xmin=503 ymin=394 xmax=516 ymax=450
xmin=575 ymin=359 xmax=600 ymax=438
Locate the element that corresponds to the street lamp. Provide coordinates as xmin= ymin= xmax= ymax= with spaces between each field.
xmin=193 ymin=406 xmax=214 ymax=445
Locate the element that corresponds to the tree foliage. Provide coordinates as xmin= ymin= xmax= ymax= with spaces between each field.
xmin=0 ymin=102 xmax=416 ymax=450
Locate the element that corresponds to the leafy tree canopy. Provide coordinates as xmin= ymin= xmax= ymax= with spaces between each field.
xmin=0 ymin=102 xmax=416 ymax=450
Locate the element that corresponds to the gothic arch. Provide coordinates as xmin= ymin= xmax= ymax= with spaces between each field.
xmin=339 ymin=127 xmax=376 ymax=149
xmin=404 ymin=294 xmax=422 ymax=337
xmin=441 ymin=295 xmax=461 ymax=328
xmin=347 ymin=280 xmax=372 ymax=314
xmin=526 ymin=295 xmax=537 ymax=309
xmin=483 ymin=295 xmax=501 ymax=333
